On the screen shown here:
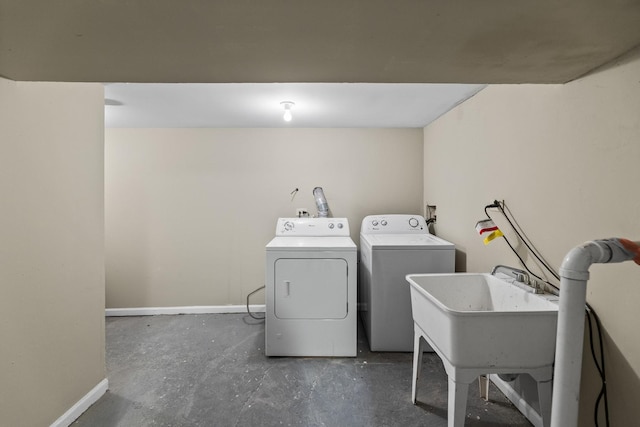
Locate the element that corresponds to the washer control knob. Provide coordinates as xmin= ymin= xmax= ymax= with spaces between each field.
xmin=284 ymin=221 xmax=294 ymax=231
xmin=372 ymin=220 xmax=379 ymax=226
xmin=337 ymin=223 xmax=343 ymax=229
xmin=409 ymin=217 xmax=419 ymax=228
xmin=328 ymin=223 xmax=335 ymax=229
xmin=381 ymin=220 xmax=387 ymax=226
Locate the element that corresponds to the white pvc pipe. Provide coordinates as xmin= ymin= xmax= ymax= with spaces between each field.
xmin=550 ymin=276 xmax=587 ymax=427
xmin=551 ymin=239 xmax=638 ymax=427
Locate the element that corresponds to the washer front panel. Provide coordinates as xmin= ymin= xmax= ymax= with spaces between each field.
xmin=359 ymin=214 xmax=455 ymax=352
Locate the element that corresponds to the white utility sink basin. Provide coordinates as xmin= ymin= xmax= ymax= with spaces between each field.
xmin=407 ymin=273 xmax=559 ymax=427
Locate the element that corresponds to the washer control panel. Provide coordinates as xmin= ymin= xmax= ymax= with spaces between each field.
xmin=276 ymin=218 xmax=350 ymax=236
xmin=361 ymin=214 xmax=427 ymax=234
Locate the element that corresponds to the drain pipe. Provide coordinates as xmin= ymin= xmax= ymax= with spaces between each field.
xmin=551 ymin=238 xmax=639 ymax=427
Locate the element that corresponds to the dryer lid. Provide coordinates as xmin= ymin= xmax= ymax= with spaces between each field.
xmin=266 ymin=236 xmax=356 ymax=250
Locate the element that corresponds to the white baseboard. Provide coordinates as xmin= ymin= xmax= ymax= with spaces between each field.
xmin=106 ymin=305 xmax=266 ymax=317
xmin=490 ymin=374 xmax=543 ymax=427
xmin=50 ymin=378 xmax=108 ymax=427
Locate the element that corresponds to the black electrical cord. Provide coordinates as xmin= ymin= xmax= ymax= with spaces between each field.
xmin=484 ymin=201 xmax=610 ymax=427
xmin=586 ymin=306 xmax=610 ymax=427
xmin=485 ymin=201 xmax=560 ymax=284
xmin=246 ymin=285 xmax=265 ymax=320
xmin=498 ymin=202 xmax=560 ymax=281
xmin=484 ymin=204 xmax=557 ymax=291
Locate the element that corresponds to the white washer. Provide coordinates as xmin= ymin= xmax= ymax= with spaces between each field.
xmin=265 ymin=217 xmax=357 ymax=357
xmin=359 ymin=214 xmax=455 ymax=352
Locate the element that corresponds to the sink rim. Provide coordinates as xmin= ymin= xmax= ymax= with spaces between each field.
xmin=406 ymin=272 xmax=559 ymax=316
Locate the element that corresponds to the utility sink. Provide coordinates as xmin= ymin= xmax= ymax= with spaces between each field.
xmin=407 ymin=273 xmax=559 ymax=427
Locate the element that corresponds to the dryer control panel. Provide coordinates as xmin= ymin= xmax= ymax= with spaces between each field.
xmin=361 ymin=214 xmax=427 ymax=234
xmin=275 ymin=217 xmax=350 ymax=237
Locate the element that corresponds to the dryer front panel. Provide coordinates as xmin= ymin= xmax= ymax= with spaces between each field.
xmin=274 ymin=258 xmax=348 ymax=319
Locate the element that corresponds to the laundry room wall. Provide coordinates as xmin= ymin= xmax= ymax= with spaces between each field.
xmin=0 ymin=79 xmax=106 ymax=426
xmin=422 ymin=47 xmax=640 ymax=426
xmin=105 ymin=128 xmax=423 ymax=308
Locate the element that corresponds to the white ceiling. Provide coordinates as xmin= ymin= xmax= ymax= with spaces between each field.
xmin=104 ymin=83 xmax=485 ymax=128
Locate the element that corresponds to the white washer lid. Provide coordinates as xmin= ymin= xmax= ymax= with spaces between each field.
xmin=266 ymin=236 xmax=356 ymax=250
xmin=362 ymin=233 xmax=454 ymax=249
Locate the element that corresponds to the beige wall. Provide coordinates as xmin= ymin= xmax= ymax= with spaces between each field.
xmin=0 ymin=79 xmax=105 ymax=426
xmin=105 ymin=128 xmax=423 ymax=308
xmin=423 ymin=48 xmax=640 ymax=425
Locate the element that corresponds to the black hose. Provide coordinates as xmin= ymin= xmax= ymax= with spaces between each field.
xmin=246 ymin=286 xmax=265 ymax=320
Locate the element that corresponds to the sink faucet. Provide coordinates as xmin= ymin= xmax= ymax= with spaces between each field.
xmin=514 ymin=272 xmax=529 ymax=284
xmin=515 ymin=272 xmax=545 ymax=294
xmin=491 ymin=265 xmax=544 ymax=294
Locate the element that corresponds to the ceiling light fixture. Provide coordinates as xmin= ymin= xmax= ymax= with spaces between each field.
xmin=280 ymin=101 xmax=295 ymax=122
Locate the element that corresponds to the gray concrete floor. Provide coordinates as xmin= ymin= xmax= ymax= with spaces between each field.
xmin=74 ymin=313 xmax=532 ymax=426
